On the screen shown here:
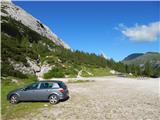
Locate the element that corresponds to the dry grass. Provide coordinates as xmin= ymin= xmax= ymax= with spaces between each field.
xmin=67 ymin=79 xmax=94 ymax=83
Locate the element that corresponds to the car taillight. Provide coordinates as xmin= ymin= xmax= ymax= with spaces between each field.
xmin=59 ymin=88 xmax=64 ymax=93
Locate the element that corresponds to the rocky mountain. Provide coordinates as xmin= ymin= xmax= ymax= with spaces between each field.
xmin=123 ymin=52 xmax=160 ymax=68
xmin=1 ymin=1 xmax=70 ymax=49
xmin=2 ymin=1 xmax=159 ymax=79
xmin=1 ymin=1 xmax=113 ymax=79
xmin=1 ymin=1 xmax=71 ymax=79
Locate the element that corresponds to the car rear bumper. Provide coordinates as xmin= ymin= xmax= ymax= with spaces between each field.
xmin=59 ymin=91 xmax=69 ymax=100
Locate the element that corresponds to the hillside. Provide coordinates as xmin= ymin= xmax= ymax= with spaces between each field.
xmin=1 ymin=1 xmax=115 ymax=79
xmin=123 ymin=53 xmax=144 ymax=61
xmin=123 ymin=52 xmax=160 ymax=77
xmin=123 ymin=52 xmax=160 ymax=67
xmin=1 ymin=15 xmax=111 ymax=79
xmin=1 ymin=1 xmax=159 ymax=80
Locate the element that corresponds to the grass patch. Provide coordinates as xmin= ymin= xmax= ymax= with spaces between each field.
xmin=81 ymin=67 xmax=112 ymax=77
xmin=1 ymin=75 xmax=49 ymax=120
xmin=68 ymin=79 xmax=94 ymax=83
xmin=125 ymin=74 xmax=139 ymax=78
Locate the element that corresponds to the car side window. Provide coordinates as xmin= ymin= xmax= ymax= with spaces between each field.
xmin=58 ymin=82 xmax=67 ymax=89
xmin=26 ymin=83 xmax=39 ymax=90
xmin=40 ymin=82 xmax=53 ymax=89
xmin=52 ymin=83 xmax=59 ymax=88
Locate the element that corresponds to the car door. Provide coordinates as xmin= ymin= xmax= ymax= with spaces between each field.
xmin=19 ymin=82 xmax=40 ymax=101
xmin=36 ymin=82 xmax=55 ymax=101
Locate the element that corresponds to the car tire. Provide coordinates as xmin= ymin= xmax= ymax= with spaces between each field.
xmin=10 ymin=94 xmax=19 ymax=104
xmin=49 ymin=94 xmax=59 ymax=104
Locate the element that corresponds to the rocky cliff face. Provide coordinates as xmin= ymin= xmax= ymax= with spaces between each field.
xmin=1 ymin=1 xmax=71 ymax=78
xmin=1 ymin=1 xmax=70 ymax=49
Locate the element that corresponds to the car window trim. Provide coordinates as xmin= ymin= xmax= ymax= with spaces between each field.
xmin=25 ymin=82 xmax=40 ymax=90
xmin=39 ymin=82 xmax=54 ymax=89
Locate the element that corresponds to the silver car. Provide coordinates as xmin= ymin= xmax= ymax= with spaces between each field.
xmin=7 ymin=80 xmax=69 ymax=104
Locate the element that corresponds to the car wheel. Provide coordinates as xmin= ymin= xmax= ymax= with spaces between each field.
xmin=49 ymin=95 xmax=59 ymax=104
xmin=10 ymin=94 xmax=19 ymax=104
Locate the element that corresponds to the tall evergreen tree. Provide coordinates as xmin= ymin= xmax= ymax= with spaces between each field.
xmin=144 ymin=62 xmax=152 ymax=77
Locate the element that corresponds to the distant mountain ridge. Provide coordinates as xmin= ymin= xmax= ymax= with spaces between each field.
xmin=123 ymin=52 xmax=160 ymax=68
xmin=123 ymin=53 xmax=144 ymax=61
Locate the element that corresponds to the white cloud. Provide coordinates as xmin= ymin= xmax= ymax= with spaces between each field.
xmin=118 ymin=21 xmax=160 ymax=42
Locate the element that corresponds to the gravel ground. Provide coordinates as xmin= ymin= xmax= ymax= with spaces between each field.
xmin=14 ymin=76 xmax=160 ymax=120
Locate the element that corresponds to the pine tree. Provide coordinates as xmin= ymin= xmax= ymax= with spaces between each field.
xmin=144 ymin=62 xmax=152 ymax=77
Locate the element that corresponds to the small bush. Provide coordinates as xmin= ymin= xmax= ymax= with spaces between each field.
xmin=1 ymin=63 xmax=28 ymax=79
xmin=43 ymin=68 xmax=65 ymax=79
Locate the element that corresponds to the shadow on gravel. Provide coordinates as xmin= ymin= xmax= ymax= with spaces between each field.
xmin=59 ymin=96 xmax=70 ymax=102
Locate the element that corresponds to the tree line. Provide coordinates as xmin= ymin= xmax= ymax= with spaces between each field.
xmin=53 ymin=47 xmax=160 ymax=78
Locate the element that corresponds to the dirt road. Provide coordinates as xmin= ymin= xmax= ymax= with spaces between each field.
xmin=16 ymin=77 xmax=160 ymax=120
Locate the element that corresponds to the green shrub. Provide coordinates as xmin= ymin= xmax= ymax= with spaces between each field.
xmin=1 ymin=63 xmax=28 ymax=79
xmin=43 ymin=68 xmax=65 ymax=79
xmin=1 ymin=21 xmax=22 ymax=38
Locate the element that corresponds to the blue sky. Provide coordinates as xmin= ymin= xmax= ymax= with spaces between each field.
xmin=13 ymin=1 xmax=160 ymax=61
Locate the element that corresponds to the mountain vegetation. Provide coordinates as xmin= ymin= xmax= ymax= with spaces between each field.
xmin=1 ymin=2 xmax=160 ymax=80
xmin=123 ymin=52 xmax=160 ymax=77
xmin=2 ymin=15 xmax=160 ymax=80
xmin=1 ymin=2 xmax=159 ymax=120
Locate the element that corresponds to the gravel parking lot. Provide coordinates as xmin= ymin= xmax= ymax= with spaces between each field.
xmin=14 ymin=76 xmax=160 ymax=120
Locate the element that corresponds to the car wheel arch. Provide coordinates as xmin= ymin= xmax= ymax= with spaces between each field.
xmin=9 ymin=93 xmax=20 ymax=99
xmin=48 ymin=93 xmax=59 ymax=100
xmin=9 ymin=94 xmax=20 ymax=104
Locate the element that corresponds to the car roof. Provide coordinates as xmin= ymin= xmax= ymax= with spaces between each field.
xmin=37 ymin=80 xmax=64 ymax=83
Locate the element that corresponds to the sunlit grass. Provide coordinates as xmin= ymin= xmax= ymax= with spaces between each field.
xmin=1 ymin=76 xmax=50 ymax=120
